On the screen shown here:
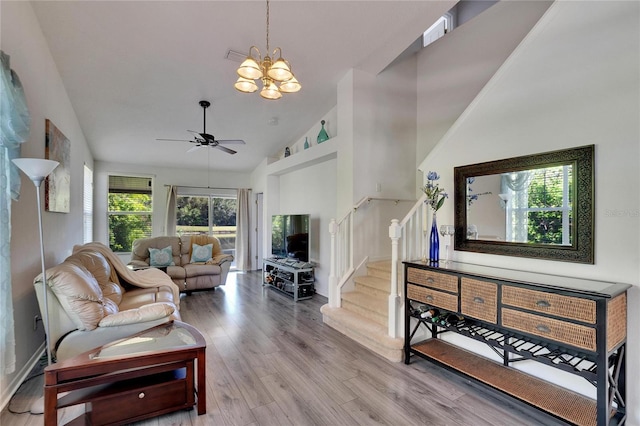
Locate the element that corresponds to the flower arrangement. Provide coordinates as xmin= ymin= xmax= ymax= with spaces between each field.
xmin=466 ymin=177 xmax=491 ymax=206
xmin=422 ymin=171 xmax=447 ymax=211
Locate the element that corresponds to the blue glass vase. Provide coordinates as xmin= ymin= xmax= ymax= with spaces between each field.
xmin=429 ymin=211 xmax=439 ymax=263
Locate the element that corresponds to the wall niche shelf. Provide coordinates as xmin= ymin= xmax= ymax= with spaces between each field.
xmin=266 ymin=136 xmax=338 ymax=176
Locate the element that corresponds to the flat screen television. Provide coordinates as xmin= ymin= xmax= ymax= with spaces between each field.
xmin=271 ymin=214 xmax=310 ymax=262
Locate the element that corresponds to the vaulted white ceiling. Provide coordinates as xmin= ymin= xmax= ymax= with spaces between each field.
xmin=31 ymin=1 xmax=456 ymax=173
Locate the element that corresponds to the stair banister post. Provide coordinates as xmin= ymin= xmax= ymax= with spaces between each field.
xmin=329 ymin=218 xmax=339 ymax=308
xmin=388 ymin=219 xmax=402 ymax=338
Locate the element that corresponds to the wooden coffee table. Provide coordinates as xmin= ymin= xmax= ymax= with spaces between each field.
xmin=43 ymin=321 xmax=206 ymax=426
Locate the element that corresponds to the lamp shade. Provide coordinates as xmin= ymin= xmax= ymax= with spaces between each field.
xmin=237 ymin=57 xmax=263 ymax=80
xmin=234 ymin=77 xmax=259 ymax=93
xmin=267 ymin=58 xmax=293 ymax=82
xmin=279 ymin=76 xmax=301 ymax=93
xmin=260 ymin=79 xmax=282 ymax=100
xmin=12 ymin=158 xmax=59 ymax=183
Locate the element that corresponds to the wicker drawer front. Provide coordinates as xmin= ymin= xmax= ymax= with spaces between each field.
xmin=607 ymin=293 xmax=627 ymax=351
xmin=502 ymin=286 xmax=596 ymax=323
xmin=461 ymin=278 xmax=497 ymax=324
xmin=407 ymin=268 xmax=458 ymax=293
xmin=407 ymin=284 xmax=458 ymax=312
xmin=502 ymin=308 xmax=596 ymax=352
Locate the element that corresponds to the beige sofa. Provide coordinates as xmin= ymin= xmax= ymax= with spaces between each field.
xmin=34 ymin=242 xmax=181 ymax=362
xmin=129 ymin=235 xmax=233 ymax=293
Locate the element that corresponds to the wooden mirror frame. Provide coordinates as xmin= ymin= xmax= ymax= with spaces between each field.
xmin=454 ymin=145 xmax=594 ymax=264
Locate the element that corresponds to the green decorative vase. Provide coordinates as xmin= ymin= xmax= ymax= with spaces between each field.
xmin=304 ymin=137 xmax=309 ymax=150
xmin=317 ymin=120 xmax=329 ymax=144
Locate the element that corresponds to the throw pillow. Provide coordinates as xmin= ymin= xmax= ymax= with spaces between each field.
xmin=190 ymin=243 xmax=213 ymax=263
xmin=149 ymin=246 xmax=173 ymax=267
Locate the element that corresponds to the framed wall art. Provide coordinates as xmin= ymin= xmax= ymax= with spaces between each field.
xmin=45 ymin=119 xmax=70 ymax=213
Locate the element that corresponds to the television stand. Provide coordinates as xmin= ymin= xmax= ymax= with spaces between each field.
xmin=263 ymin=258 xmax=314 ymax=301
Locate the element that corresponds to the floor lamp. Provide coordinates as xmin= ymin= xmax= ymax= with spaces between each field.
xmin=12 ymin=158 xmax=59 ymax=414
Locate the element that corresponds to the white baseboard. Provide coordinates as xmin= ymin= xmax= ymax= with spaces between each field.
xmin=0 ymin=343 xmax=45 ymax=411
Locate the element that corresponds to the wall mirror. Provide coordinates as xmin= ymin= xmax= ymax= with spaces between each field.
xmin=453 ymin=145 xmax=594 ymax=263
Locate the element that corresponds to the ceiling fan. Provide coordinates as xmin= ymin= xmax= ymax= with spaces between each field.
xmin=157 ymin=100 xmax=245 ymax=154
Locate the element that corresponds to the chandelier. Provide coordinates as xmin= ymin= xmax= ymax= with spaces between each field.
xmin=234 ymin=0 xmax=301 ymax=100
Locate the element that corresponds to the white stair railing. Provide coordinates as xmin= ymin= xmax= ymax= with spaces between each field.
xmin=388 ymin=195 xmax=429 ymax=337
xmin=328 ymin=197 xmax=414 ymax=309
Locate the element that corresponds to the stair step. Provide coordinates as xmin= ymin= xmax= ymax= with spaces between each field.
xmin=321 ymin=304 xmax=404 ymax=363
xmin=366 ymin=260 xmax=392 ymax=280
xmin=341 ymin=291 xmax=387 ymax=326
xmin=354 ymin=275 xmax=390 ymax=297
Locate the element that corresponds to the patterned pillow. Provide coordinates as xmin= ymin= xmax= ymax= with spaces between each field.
xmin=190 ymin=243 xmax=213 ymax=263
xmin=149 ymin=246 xmax=173 ymax=267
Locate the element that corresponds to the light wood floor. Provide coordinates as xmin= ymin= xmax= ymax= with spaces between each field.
xmin=2 ymin=271 xmax=567 ymax=426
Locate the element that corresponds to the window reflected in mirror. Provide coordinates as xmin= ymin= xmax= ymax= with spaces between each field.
xmin=467 ymin=165 xmax=573 ymax=245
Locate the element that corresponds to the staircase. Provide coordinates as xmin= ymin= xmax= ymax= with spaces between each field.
xmin=321 ymin=260 xmax=404 ymax=362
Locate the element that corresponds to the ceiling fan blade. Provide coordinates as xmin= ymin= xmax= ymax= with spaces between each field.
xmin=187 ymin=130 xmax=206 ymax=141
xmin=186 ymin=145 xmax=204 ymax=153
xmin=214 ymin=145 xmax=237 ymax=155
xmin=157 ymin=138 xmax=194 ymax=142
xmin=217 ymin=139 xmax=246 ymax=145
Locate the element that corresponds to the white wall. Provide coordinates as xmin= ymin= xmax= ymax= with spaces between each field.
xmin=278 ymin=160 xmax=337 ymax=297
xmin=251 ymin=106 xmax=339 ymax=296
xmin=1 ymin=1 xmax=94 ymax=405
xmin=416 ymin=0 xmax=553 ymax=193
xmin=418 ymin=1 xmax=640 ymax=423
xmin=336 ymin=62 xmax=420 ymax=269
xmin=466 ymin=174 xmax=504 ymax=240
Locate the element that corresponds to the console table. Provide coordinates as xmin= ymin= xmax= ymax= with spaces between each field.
xmin=44 ymin=321 xmax=206 ymax=425
xmin=404 ymin=261 xmax=629 ymax=426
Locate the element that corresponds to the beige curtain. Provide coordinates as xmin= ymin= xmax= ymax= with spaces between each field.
xmin=165 ymin=185 xmax=177 ymax=236
xmin=235 ymin=188 xmax=251 ymax=270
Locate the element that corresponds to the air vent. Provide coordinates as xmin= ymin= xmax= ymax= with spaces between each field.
xmin=225 ymin=49 xmax=246 ymax=63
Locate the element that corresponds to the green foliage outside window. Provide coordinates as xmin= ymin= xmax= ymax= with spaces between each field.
xmin=176 ymin=197 xmax=236 ymax=227
xmin=176 ymin=196 xmax=237 ymax=252
xmin=525 ymin=166 xmax=572 ymax=244
xmin=108 ymin=193 xmax=152 ymax=252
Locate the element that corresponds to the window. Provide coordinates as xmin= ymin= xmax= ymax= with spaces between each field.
xmin=108 ymin=175 xmax=152 ymax=252
xmin=175 ymin=189 xmax=237 ymax=265
xmin=83 ymin=165 xmax=93 ymax=243
xmin=422 ymin=12 xmax=455 ymax=48
xmin=504 ymin=165 xmax=573 ymax=245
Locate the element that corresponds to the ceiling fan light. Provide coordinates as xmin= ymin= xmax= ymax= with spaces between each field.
xmin=237 ymin=57 xmax=262 ymax=80
xmin=260 ymin=80 xmax=282 ymax=100
xmin=279 ymin=76 xmax=301 ymax=93
xmin=234 ymin=77 xmax=258 ymax=93
xmin=267 ymin=57 xmax=293 ymax=82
